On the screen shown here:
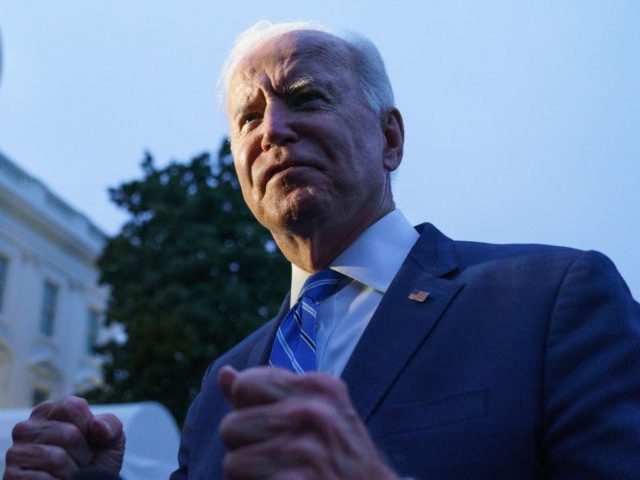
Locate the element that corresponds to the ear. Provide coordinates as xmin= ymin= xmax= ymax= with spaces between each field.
xmin=382 ymin=108 xmax=404 ymax=172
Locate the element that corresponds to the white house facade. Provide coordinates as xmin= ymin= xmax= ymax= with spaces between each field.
xmin=0 ymin=150 xmax=108 ymax=408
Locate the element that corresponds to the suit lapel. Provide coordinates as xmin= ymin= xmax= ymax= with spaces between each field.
xmin=245 ymin=293 xmax=291 ymax=367
xmin=342 ymin=223 xmax=463 ymax=421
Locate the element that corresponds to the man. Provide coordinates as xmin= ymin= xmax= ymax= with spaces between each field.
xmin=5 ymin=20 xmax=640 ymax=479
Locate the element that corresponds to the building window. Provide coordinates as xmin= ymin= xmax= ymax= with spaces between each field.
xmin=0 ymin=255 xmax=7 ymax=313
xmin=32 ymin=386 xmax=50 ymax=406
xmin=40 ymin=281 xmax=58 ymax=337
xmin=87 ymin=308 xmax=101 ymax=354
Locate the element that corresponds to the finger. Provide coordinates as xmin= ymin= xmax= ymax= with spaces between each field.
xmin=11 ymin=418 xmax=93 ymax=466
xmin=88 ymin=414 xmax=126 ymax=472
xmin=89 ymin=414 xmax=123 ymax=448
xmin=218 ymin=365 xmax=238 ymax=405
xmin=29 ymin=400 xmax=56 ymax=420
xmin=220 ymin=396 xmax=345 ymax=449
xmin=294 ymin=371 xmax=352 ymax=405
xmin=231 ymin=366 xmax=299 ymax=408
xmin=219 ymin=403 xmax=293 ymax=449
xmin=45 ymin=397 xmax=93 ymax=435
xmin=223 ymin=434 xmax=322 ymax=480
xmin=232 ymin=368 xmax=352 ymax=409
xmin=5 ymin=443 xmax=79 ymax=480
xmin=222 ymin=441 xmax=281 ymax=480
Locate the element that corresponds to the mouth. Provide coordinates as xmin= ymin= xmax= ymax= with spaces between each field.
xmin=261 ymin=160 xmax=316 ymax=189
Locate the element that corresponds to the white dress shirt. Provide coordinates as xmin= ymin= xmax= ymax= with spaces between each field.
xmin=290 ymin=209 xmax=419 ymax=376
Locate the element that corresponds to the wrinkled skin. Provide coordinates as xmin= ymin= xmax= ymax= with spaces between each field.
xmin=218 ymin=366 xmax=398 ymax=480
xmin=4 ymin=396 xmax=124 ymax=480
xmin=227 ymin=30 xmax=404 ymax=271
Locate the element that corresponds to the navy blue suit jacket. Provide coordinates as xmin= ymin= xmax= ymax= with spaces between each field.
xmin=171 ymin=223 xmax=640 ymax=479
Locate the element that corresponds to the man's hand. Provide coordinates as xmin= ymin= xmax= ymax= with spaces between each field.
xmin=218 ymin=366 xmax=399 ymax=480
xmin=4 ymin=396 xmax=125 ymax=480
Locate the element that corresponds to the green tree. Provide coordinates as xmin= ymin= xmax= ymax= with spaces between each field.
xmin=86 ymin=141 xmax=289 ymax=424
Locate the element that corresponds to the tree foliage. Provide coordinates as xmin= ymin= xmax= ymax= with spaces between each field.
xmin=85 ymin=141 xmax=289 ymax=424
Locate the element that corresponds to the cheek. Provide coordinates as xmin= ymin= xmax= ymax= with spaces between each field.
xmin=232 ymin=155 xmax=265 ymax=214
xmin=232 ymin=165 xmax=259 ymax=211
xmin=232 ymin=137 xmax=263 ymax=184
xmin=231 ymin=152 xmax=245 ymax=181
xmin=231 ymin=147 xmax=253 ymax=186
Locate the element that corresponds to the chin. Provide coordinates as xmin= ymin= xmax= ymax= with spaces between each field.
xmin=266 ymin=190 xmax=330 ymax=234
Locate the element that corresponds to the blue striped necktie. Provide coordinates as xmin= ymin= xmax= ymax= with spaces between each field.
xmin=269 ymin=268 xmax=346 ymax=373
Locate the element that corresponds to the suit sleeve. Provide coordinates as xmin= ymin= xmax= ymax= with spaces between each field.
xmin=169 ymin=395 xmax=200 ymax=480
xmin=543 ymin=250 xmax=640 ymax=478
xmin=169 ymin=363 xmax=213 ymax=480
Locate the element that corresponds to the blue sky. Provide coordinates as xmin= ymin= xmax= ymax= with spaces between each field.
xmin=0 ymin=1 xmax=638 ymax=297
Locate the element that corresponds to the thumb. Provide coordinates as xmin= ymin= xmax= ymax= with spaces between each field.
xmin=89 ymin=414 xmax=126 ymax=472
xmin=218 ymin=365 xmax=239 ymax=406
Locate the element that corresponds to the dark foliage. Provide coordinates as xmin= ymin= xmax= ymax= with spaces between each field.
xmin=85 ymin=141 xmax=289 ymax=424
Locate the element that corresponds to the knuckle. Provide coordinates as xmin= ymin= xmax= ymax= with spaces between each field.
xmin=62 ymin=396 xmax=89 ymax=412
xmin=45 ymin=396 xmax=92 ymax=428
xmin=286 ymin=439 xmax=314 ymax=462
xmin=46 ymin=444 xmax=67 ymax=464
xmin=11 ymin=420 xmax=32 ymax=441
xmin=96 ymin=412 xmax=121 ymax=429
xmin=300 ymin=372 xmax=348 ymax=398
xmin=56 ymin=422 xmax=83 ymax=448
xmin=31 ymin=399 xmax=55 ymax=414
xmin=287 ymin=399 xmax=335 ymax=428
xmin=41 ymin=443 xmax=75 ymax=477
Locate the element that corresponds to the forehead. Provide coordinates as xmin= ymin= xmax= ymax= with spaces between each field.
xmin=227 ymin=31 xmax=354 ymax=100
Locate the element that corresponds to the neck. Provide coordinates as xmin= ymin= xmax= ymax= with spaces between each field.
xmin=273 ymin=203 xmax=395 ymax=272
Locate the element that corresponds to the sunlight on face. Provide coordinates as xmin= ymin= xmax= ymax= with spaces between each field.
xmin=226 ymin=31 xmax=394 ymax=243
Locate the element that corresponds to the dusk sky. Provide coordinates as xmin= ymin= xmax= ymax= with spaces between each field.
xmin=0 ymin=1 xmax=638 ymax=297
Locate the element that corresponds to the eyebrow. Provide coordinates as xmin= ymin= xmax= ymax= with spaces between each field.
xmin=230 ymin=75 xmax=315 ymax=119
xmin=282 ymin=76 xmax=315 ymax=94
xmin=282 ymin=74 xmax=338 ymax=101
xmin=230 ymin=72 xmax=337 ymax=121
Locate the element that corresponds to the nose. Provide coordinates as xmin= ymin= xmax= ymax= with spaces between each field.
xmin=261 ymin=101 xmax=298 ymax=150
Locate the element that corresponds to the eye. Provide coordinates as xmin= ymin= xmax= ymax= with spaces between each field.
xmin=239 ymin=113 xmax=262 ymax=131
xmin=291 ymin=91 xmax=325 ymax=108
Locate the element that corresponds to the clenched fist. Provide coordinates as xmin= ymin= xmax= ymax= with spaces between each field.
xmin=218 ymin=366 xmax=399 ymax=480
xmin=4 ymin=396 xmax=125 ymax=480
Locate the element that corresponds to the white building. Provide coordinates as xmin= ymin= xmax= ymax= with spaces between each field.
xmin=0 ymin=150 xmax=108 ymax=408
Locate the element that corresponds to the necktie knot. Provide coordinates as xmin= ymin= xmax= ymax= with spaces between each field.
xmin=299 ymin=268 xmax=346 ymax=304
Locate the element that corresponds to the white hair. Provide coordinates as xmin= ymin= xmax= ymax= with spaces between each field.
xmin=218 ymin=20 xmax=395 ymax=116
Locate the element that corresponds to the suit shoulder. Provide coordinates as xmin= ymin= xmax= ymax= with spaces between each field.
xmin=452 ymin=239 xmax=586 ymax=269
xmin=449 ymin=239 xmax=635 ymax=300
xmin=449 ymin=239 xmax=623 ymax=292
xmin=415 ymin=222 xmax=588 ymax=269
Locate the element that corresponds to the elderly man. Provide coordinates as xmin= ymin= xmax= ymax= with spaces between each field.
xmin=5 ymin=21 xmax=640 ymax=480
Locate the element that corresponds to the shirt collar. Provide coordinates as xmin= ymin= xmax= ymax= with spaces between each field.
xmin=290 ymin=209 xmax=419 ymax=306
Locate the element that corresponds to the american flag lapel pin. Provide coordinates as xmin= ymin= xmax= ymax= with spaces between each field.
xmin=408 ymin=289 xmax=430 ymax=302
